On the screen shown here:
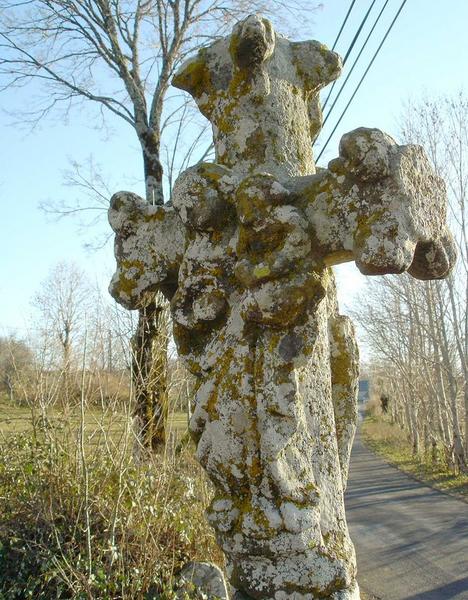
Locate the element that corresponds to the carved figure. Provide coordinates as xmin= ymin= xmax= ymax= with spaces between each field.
xmin=109 ymin=15 xmax=455 ymax=600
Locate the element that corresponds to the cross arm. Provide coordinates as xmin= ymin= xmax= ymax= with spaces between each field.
xmin=108 ymin=191 xmax=185 ymax=309
xmin=291 ymin=128 xmax=456 ymax=280
xmin=291 ymin=40 xmax=342 ymax=93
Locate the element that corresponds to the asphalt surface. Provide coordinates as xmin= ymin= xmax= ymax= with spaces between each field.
xmin=345 ymin=434 xmax=468 ymax=600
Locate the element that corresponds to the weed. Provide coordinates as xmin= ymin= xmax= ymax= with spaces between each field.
xmin=0 ymin=409 xmax=221 ymax=599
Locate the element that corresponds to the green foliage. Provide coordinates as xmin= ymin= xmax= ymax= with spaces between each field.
xmin=0 ymin=418 xmax=221 ymax=599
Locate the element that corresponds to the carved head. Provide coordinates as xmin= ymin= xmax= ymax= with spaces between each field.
xmin=229 ymin=15 xmax=275 ymax=70
xmin=172 ymin=15 xmax=342 ymax=176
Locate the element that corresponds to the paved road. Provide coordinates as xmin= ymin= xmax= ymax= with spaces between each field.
xmin=345 ymin=435 xmax=468 ymax=600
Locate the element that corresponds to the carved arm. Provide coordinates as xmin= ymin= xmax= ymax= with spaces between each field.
xmin=291 ymin=128 xmax=456 ymax=280
xmin=108 ymin=192 xmax=185 ymax=309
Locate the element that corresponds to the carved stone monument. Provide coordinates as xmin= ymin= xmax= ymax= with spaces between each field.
xmin=109 ymin=15 xmax=456 ymax=600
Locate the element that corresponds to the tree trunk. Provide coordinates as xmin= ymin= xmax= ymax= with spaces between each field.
xmin=434 ymin=283 xmax=467 ymax=472
xmin=6 ymin=376 xmax=14 ymax=403
xmin=425 ymin=283 xmax=453 ymax=453
xmin=132 ymin=127 xmax=170 ymax=454
xmin=132 ymin=294 xmax=169 ymax=453
xmin=62 ymin=332 xmax=72 ymax=410
xmin=445 ymin=276 xmax=468 ymax=469
xmin=140 ymin=129 xmax=164 ymax=206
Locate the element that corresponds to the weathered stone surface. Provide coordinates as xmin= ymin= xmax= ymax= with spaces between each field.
xmin=177 ymin=562 xmax=229 ymax=599
xmin=290 ymin=127 xmax=456 ymax=279
xmin=109 ymin=14 xmax=456 ymax=600
xmin=109 ymin=191 xmax=185 ymax=308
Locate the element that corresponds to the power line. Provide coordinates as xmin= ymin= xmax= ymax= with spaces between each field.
xmin=331 ymin=0 xmax=358 ymax=51
xmin=322 ymin=0 xmax=392 ymax=129
xmin=322 ymin=0 xmax=379 ymax=112
xmin=316 ymin=0 xmax=409 ymax=163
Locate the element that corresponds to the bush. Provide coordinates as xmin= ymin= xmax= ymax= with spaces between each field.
xmin=0 ymin=416 xmax=221 ymax=599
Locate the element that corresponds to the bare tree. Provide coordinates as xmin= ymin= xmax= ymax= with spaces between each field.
xmin=401 ymin=93 xmax=467 ymax=467
xmin=33 ymin=261 xmax=92 ymax=406
xmin=0 ymin=0 xmax=318 ymax=450
xmin=0 ymin=1 xmax=315 ymax=202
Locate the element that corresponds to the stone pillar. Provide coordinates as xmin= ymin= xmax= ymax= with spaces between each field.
xmin=109 ymin=15 xmax=455 ymax=600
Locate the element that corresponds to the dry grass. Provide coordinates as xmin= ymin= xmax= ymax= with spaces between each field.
xmin=360 ymin=592 xmax=381 ymax=600
xmin=0 ymin=399 xmax=187 ymax=440
xmin=0 ymin=398 xmax=221 ymax=599
xmin=362 ymin=416 xmax=468 ymax=501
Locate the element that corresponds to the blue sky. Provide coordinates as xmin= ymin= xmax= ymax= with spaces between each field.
xmin=1 ymin=0 xmax=468 ymax=341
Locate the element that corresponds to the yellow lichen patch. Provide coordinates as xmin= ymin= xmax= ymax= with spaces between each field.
xmin=237 ymin=221 xmax=291 ymax=264
xmin=121 ymin=258 xmax=144 ymax=272
xmin=144 ymin=208 xmax=165 ymax=222
xmin=248 ymin=453 xmax=263 ymax=481
xmin=205 ymin=346 xmax=235 ymax=421
xmin=320 ymin=530 xmax=352 ymax=563
xmin=354 ymin=208 xmax=385 ymax=250
xmin=172 ymin=49 xmax=213 ymax=99
xmin=113 ymin=259 xmax=146 ymax=298
xmin=267 ymin=330 xmax=281 ymax=353
xmin=228 ymin=67 xmax=253 ymax=99
xmin=214 ymin=101 xmax=237 ymax=135
xmin=116 ymin=272 xmax=137 ymax=296
xmin=330 ymin=337 xmax=354 ymax=387
xmin=299 ymin=172 xmax=335 ymax=210
xmin=197 ymin=162 xmax=225 ymax=182
xmin=244 ymin=126 xmax=267 ymax=165
xmin=228 ymin=30 xmax=241 ymax=63
xmin=253 ymin=265 xmax=270 ymax=279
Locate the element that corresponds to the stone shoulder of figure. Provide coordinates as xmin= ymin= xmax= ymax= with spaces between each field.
xmin=170 ymin=163 xmax=238 ymax=332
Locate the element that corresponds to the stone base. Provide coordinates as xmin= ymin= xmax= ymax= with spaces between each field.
xmin=176 ymin=561 xmax=359 ymax=600
xmin=226 ymin=541 xmax=359 ymax=600
xmin=332 ymin=583 xmax=361 ymax=600
xmin=232 ymin=583 xmax=360 ymax=600
xmin=176 ymin=562 xmax=229 ymax=599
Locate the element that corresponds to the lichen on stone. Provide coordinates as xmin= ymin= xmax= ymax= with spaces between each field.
xmin=108 ymin=13 xmax=456 ymax=600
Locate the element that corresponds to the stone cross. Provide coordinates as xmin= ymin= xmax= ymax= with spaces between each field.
xmin=109 ymin=15 xmax=456 ymax=600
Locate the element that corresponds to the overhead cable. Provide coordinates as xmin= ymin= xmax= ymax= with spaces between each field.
xmin=331 ymin=0 xmax=357 ymax=51
xmin=322 ymin=0 xmax=379 ymax=112
xmin=316 ymin=0 xmax=409 ymax=163
xmin=322 ymin=0 xmax=392 ymax=128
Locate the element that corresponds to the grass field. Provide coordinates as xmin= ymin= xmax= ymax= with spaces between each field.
xmin=362 ymin=416 xmax=468 ymax=501
xmin=0 ymin=399 xmax=188 ymax=439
